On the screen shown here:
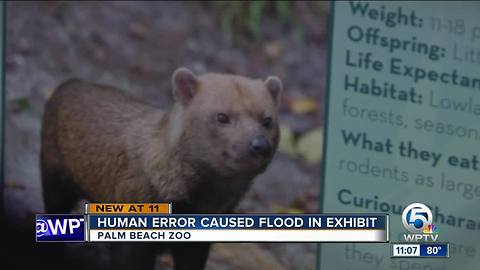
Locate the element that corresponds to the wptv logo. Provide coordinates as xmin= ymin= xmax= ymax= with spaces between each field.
xmin=402 ymin=203 xmax=439 ymax=242
xmin=36 ymin=215 xmax=85 ymax=242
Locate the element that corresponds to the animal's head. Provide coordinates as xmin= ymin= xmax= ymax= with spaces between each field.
xmin=171 ymin=67 xmax=282 ymax=177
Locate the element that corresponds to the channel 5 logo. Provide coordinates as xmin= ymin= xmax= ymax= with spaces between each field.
xmin=402 ymin=203 xmax=439 ymax=242
xmin=36 ymin=215 xmax=85 ymax=242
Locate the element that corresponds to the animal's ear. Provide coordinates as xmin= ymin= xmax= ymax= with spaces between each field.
xmin=172 ymin=67 xmax=198 ymax=106
xmin=264 ymin=76 xmax=283 ymax=106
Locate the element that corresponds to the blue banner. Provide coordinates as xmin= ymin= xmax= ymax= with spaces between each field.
xmin=36 ymin=215 xmax=85 ymax=242
xmin=419 ymin=243 xmax=449 ymax=257
xmin=88 ymin=214 xmax=387 ymax=230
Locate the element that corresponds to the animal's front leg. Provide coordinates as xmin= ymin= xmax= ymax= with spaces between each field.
xmin=172 ymin=242 xmax=211 ymax=270
xmin=110 ymin=243 xmax=156 ymax=270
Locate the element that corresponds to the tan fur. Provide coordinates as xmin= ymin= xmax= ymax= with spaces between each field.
xmin=41 ymin=71 xmax=281 ymax=215
xmin=41 ymin=70 xmax=282 ymax=270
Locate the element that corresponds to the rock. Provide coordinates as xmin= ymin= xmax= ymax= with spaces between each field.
xmin=264 ymin=41 xmax=284 ymax=59
xmin=262 ymin=243 xmax=316 ymax=270
xmin=207 ymin=243 xmax=287 ymax=270
xmin=128 ymin=22 xmax=148 ymax=39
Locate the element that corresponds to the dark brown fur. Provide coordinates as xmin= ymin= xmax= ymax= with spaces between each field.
xmin=40 ymin=68 xmax=282 ymax=270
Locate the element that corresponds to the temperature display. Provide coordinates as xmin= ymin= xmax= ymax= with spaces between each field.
xmin=420 ymin=244 xmax=449 ymax=257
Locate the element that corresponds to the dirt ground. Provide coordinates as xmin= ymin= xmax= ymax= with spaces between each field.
xmin=4 ymin=2 xmax=328 ymax=269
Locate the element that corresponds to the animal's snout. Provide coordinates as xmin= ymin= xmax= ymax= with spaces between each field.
xmin=249 ymin=136 xmax=271 ymax=156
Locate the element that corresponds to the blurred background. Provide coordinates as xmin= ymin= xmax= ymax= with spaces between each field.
xmin=4 ymin=1 xmax=328 ymax=269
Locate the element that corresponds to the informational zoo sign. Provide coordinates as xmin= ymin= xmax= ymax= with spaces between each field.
xmin=320 ymin=1 xmax=480 ymax=270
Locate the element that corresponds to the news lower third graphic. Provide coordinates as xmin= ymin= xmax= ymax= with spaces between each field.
xmin=35 ymin=202 xmax=451 ymax=258
xmin=391 ymin=202 xmax=449 ymax=258
xmin=35 ymin=202 xmax=450 ymax=257
xmin=35 ymin=203 xmax=389 ymax=243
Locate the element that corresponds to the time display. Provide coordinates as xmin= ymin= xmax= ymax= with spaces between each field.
xmin=392 ymin=244 xmax=421 ymax=257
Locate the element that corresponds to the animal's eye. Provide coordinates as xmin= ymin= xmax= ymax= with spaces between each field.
xmin=262 ymin=117 xmax=272 ymax=128
xmin=217 ymin=113 xmax=230 ymax=124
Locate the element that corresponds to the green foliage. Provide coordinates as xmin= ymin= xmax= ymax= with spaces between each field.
xmin=273 ymin=1 xmax=291 ymax=23
xmin=210 ymin=1 xmax=295 ymax=43
xmin=248 ymin=1 xmax=267 ymax=41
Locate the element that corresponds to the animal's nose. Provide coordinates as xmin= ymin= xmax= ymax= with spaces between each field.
xmin=250 ymin=136 xmax=271 ymax=155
